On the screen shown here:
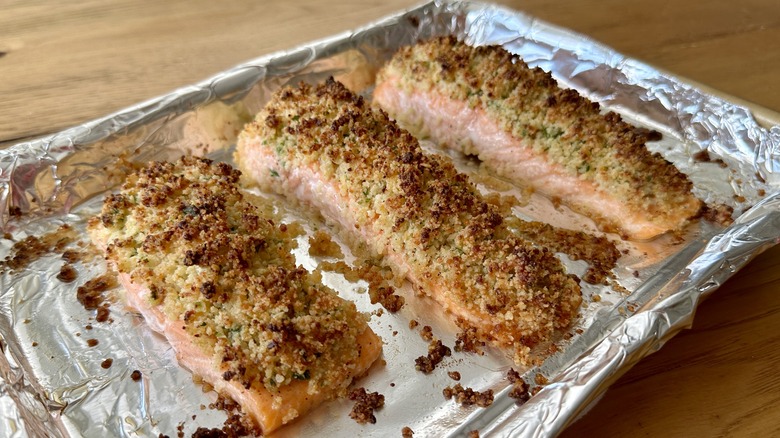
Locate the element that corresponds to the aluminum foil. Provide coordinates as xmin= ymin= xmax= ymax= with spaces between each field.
xmin=2 ymin=1 xmax=780 ymax=437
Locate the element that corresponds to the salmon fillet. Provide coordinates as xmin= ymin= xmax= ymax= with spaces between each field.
xmin=235 ymin=78 xmax=582 ymax=364
xmin=87 ymin=157 xmax=382 ymax=434
xmin=373 ymin=36 xmax=703 ymax=240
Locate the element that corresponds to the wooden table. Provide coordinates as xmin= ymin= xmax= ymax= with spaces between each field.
xmin=2 ymin=1 xmax=779 ymax=436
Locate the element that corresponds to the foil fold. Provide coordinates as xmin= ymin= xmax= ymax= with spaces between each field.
xmin=1 ymin=1 xmax=779 ymax=437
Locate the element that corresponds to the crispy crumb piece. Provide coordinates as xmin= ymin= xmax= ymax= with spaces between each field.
xmin=447 ymin=371 xmax=461 ymax=381
xmin=208 ymin=395 xmax=237 ymax=412
xmin=198 ymin=396 xmax=257 ymax=437
xmin=443 ymin=384 xmax=494 ymax=408
xmin=508 ymin=382 xmax=531 ymax=405
xmin=95 ymin=305 xmax=111 ymax=323
xmin=369 ymin=285 xmax=404 ymax=313
xmin=308 ymin=230 xmax=344 ymax=258
xmin=506 ymin=368 xmax=521 ymax=384
xmin=402 ymin=426 xmax=414 ymax=437
xmin=454 ymin=321 xmax=485 ymax=354
xmin=76 ymin=272 xmax=117 ymax=317
xmin=131 ymin=370 xmax=142 ymax=382
xmin=191 ymin=413 xmax=250 ymax=438
xmin=535 ymin=374 xmax=549 ymax=385
xmin=419 ymin=326 xmax=433 ymax=342
xmin=349 ymin=388 xmax=385 ymax=424
xmin=507 ymin=368 xmax=531 ymax=405
xmin=190 ymin=427 xmax=225 ymax=437
xmin=409 ymin=319 xmax=419 ymax=330
xmin=468 ymin=431 xmax=480 ymax=438
xmin=415 ymin=339 xmax=451 ymax=373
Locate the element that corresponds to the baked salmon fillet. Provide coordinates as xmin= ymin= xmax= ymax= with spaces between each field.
xmin=87 ymin=157 xmax=381 ymax=434
xmin=235 ymin=78 xmax=581 ymax=364
xmin=373 ymin=36 xmax=703 ymax=240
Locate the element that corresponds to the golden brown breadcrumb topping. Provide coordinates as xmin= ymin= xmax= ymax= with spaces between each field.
xmin=88 ymin=157 xmax=373 ymax=394
xmin=236 ymin=78 xmax=582 ymax=364
xmin=376 ymin=36 xmax=702 ymax=235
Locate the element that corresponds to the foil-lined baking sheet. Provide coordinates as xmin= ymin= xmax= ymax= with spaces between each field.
xmin=2 ymin=1 xmax=780 ymax=437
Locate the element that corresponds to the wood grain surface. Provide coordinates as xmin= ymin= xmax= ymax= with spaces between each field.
xmin=2 ymin=1 xmax=780 ymax=436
